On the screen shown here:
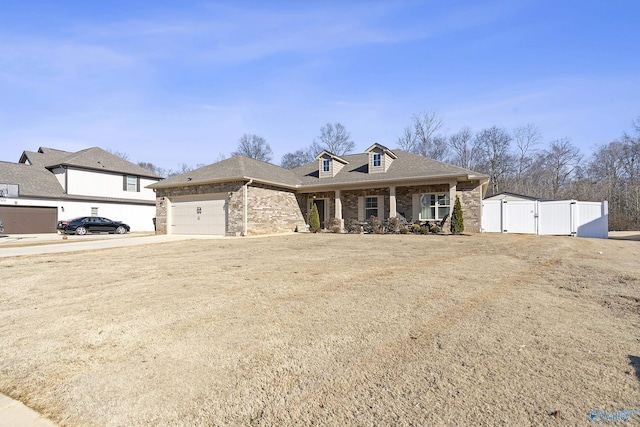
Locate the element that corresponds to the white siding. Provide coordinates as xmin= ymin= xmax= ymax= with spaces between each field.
xmin=66 ymin=168 xmax=157 ymax=201
xmin=482 ymin=199 xmax=609 ymax=239
xmin=1 ymin=197 xmax=156 ymax=232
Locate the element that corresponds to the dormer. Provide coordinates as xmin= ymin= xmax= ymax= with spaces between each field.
xmin=316 ymin=151 xmax=349 ymax=178
xmin=365 ymin=143 xmax=397 ymax=173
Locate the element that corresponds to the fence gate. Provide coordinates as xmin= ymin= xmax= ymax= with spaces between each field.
xmin=482 ymin=200 xmax=608 ymax=239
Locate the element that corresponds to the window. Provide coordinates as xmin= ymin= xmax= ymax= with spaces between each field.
xmin=322 ymin=159 xmax=330 ymax=173
xmin=420 ymin=193 xmax=450 ymax=220
xmin=124 ymin=175 xmax=140 ymax=192
xmin=365 ymin=196 xmax=378 ymax=220
xmin=373 ymin=153 xmax=381 ymax=167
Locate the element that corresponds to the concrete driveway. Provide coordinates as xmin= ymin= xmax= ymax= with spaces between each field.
xmin=0 ymin=233 xmax=223 ymax=258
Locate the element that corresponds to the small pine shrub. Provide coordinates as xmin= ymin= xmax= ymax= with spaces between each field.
xmin=431 ymin=225 xmax=441 ymax=233
xmin=399 ymin=227 xmax=409 ymax=234
xmin=309 ymin=203 xmax=321 ymax=233
xmin=412 ymin=223 xmax=422 ymax=234
xmin=450 ymin=195 xmax=464 ymax=234
xmin=420 ymin=226 xmax=430 ymax=235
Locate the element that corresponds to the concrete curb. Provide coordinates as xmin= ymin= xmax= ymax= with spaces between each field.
xmin=0 ymin=393 xmax=57 ymax=427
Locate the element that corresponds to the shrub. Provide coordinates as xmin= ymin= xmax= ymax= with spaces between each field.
xmin=365 ymin=216 xmax=383 ymax=234
xmin=344 ymin=218 xmax=362 ymax=234
xmin=399 ymin=227 xmax=409 ymax=234
xmin=384 ymin=217 xmax=402 ymax=234
xmin=309 ymin=203 xmax=321 ymax=233
xmin=450 ymin=195 xmax=464 ymax=234
xmin=420 ymin=226 xmax=430 ymax=235
xmin=430 ymin=225 xmax=441 ymax=233
xmin=411 ymin=223 xmax=422 ymax=234
xmin=327 ymin=217 xmax=342 ymax=233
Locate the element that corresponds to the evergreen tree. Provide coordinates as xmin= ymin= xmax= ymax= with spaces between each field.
xmin=450 ymin=196 xmax=464 ymax=234
xmin=309 ymin=203 xmax=321 ymax=233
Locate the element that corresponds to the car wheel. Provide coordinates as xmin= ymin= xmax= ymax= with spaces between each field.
xmin=115 ymin=226 xmax=127 ymax=234
xmin=75 ymin=226 xmax=87 ymax=236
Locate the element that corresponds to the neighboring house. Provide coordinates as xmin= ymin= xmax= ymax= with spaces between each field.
xmin=149 ymin=144 xmax=489 ymax=236
xmin=0 ymin=147 xmax=161 ymax=233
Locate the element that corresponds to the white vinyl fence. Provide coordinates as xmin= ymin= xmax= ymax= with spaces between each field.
xmin=482 ymin=200 xmax=608 ymax=239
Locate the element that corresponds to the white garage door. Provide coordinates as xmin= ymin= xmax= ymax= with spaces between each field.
xmin=170 ymin=197 xmax=227 ymax=235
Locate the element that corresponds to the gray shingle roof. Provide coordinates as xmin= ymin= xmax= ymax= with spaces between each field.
xmin=48 ymin=147 xmax=161 ymax=178
xmin=0 ymin=161 xmax=66 ymax=198
xmin=149 ymin=150 xmax=489 ymax=190
xmin=148 ymin=156 xmax=302 ymax=189
xmin=20 ymin=147 xmax=72 ymax=167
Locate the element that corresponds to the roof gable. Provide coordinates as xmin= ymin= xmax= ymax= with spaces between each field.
xmin=148 ymin=156 xmax=302 ymax=189
xmin=47 ymin=147 xmax=161 ymax=178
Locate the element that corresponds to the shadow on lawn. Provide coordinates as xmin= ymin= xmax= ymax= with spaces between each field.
xmin=629 ymin=355 xmax=640 ymax=381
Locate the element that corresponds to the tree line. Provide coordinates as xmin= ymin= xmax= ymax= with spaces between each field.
xmin=130 ymin=113 xmax=639 ymax=230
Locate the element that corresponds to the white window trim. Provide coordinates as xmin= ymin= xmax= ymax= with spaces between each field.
xmin=373 ymin=153 xmax=381 ymax=167
xmin=419 ymin=193 xmax=450 ymax=221
xmin=358 ymin=195 xmax=384 ymax=221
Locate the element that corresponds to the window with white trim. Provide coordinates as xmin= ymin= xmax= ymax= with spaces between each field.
xmin=365 ymin=196 xmax=378 ymax=219
xmin=373 ymin=153 xmax=381 ymax=167
xmin=125 ymin=175 xmax=139 ymax=192
xmin=420 ymin=193 xmax=450 ymax=220
xmin=322 ymin=159 xmax=330 ymax=172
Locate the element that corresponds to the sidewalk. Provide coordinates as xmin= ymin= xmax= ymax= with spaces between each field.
xmin=0 ymin=393 xmax=57 ymax=427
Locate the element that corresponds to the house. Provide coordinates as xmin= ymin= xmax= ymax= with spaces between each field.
xmin=0 ymin=147 xmax=161 ymax=233
xmin=148 ymin=144 xmax=489 ymax=236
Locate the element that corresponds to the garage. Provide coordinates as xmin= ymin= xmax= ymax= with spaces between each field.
xmin=170 ymin=196 xmax=227 ymax=235
xmin=0 ymin=206 xmax=58 ymax=234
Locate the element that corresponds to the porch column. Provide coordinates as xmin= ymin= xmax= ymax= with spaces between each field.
xmin=449 ymin=180 xmax=457 ymax=219
xmin=335 ymin=190 xmax=344 ymax=232
xmin=389 ymin=186 xmax=397 ymax=218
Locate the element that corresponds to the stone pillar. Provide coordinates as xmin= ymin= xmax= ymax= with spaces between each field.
xmin=389 ymin=186 xmax=397 ymax=218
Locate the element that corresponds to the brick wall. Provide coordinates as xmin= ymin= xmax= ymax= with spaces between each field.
xmin=246 ymin=184 xmax=306 ymax=235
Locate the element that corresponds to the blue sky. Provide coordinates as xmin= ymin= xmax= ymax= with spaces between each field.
xmin=1 ymin=1 xmax=639 ymax=169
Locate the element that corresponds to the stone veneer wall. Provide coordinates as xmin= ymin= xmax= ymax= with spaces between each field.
xmin=246 ymin=183 xmax=306 ymax=235
xmin=342 ymin=188 xmax=390 ymax=221
xmin=456 ymin=180 xmax=483 ymax=233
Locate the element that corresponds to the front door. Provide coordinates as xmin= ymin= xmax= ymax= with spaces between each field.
xmin=314 ymin=200 xmax=325 ymax=229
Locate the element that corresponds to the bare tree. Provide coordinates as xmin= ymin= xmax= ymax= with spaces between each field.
xmin=232 ymin=134 xmax=273 ymax=162
xmin=513 ymin=124 xmax=541 ymax=180
xmin=106 ymin=148 xmax=130 ymax=161
xmin=448 ymin=127 xmax=480 ymax=170
xmin=397 ymin=111 xmax=447 ymax=160
xmin=138 ymin=162 xmax=167 ymax=177
xmin=280 ymin=149 xmax=315 ymax=169
xmin=314 ymin=123 xmax=354 ymax=156
xmin=474 ymin=126 xmax=513 ymax=195
xmin=540 ymin=139 xmax=582 ymax=198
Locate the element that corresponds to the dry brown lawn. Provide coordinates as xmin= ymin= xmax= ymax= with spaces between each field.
xmin=1 ymin=233 xmax=639 ymax=426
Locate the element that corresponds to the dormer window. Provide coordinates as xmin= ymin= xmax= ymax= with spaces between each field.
xmin=365 ymin=143 xmax=398 ymax=174
xmin=323 ymin=159 xmax=330 ymax=173
xmin=373 ymin=153 xmax=381 ymax=167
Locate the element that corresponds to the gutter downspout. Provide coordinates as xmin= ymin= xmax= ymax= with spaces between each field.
xmin=243 ymin=179 xmax=253 ymax=236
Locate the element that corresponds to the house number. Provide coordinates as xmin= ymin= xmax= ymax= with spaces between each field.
xmin=197 ymin=207 xmax=202 ymax=214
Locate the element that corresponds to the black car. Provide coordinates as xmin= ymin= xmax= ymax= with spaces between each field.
xmin=57 ymin=216 xmax=130 ymax=235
